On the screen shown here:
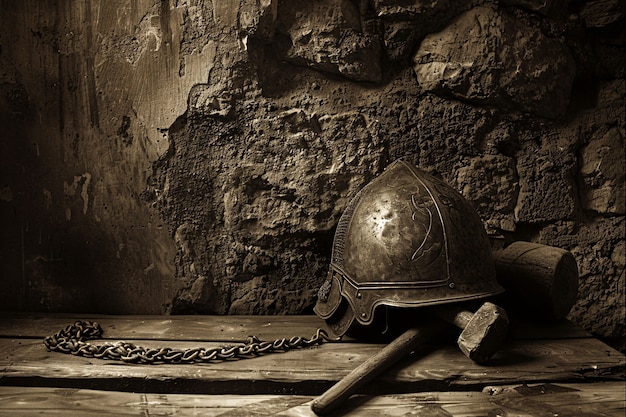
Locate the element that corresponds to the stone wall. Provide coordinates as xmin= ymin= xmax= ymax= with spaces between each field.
xmin=1 ymin=1 xmax=624 ymax=349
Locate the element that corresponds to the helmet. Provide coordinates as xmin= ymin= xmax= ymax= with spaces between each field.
xmin=314 ymin=159 xmax=503 ymax=337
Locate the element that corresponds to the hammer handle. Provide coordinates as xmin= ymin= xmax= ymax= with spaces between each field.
xmin=430 ymin=305 xmax=473 ymax=328
xmin=311 ymin=322 xmax=441 ymax=415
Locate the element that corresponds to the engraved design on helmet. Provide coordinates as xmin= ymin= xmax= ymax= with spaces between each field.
xmin=314 ymin=159 xmax=503 ymax=336
xmin=337 ymin=162 xmax=450 ymax=288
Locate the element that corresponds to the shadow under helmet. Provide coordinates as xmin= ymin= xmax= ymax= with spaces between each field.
xmin=314 ymin=159 xmax=503 ymax=337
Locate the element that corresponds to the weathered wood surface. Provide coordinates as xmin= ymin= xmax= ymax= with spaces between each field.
xmin=0 ymin=314 xmax=623 ymax=396
xmin=0 ymin=382 xmax=623 ymax=416
xmin=0 ymin=312 xmax=593 ymax=341
xmin=0 ymin=313 xmax=331 ymax=342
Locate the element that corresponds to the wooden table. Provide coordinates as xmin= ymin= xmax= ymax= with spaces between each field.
xmin=0 ymin=313 xmax=624 ymax=416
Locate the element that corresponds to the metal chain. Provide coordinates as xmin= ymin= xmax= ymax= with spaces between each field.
xmin=43 ymin=320 xmax=340 ymax=364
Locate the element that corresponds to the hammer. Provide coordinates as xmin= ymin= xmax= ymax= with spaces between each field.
xmin=311 ymin=241 xmax=578 ymax=415
xmin=429 ymin=301 xmax=508 ymax=364
xmin=436 ymin=242 xmax=578 ymax=362
xmin=310 ymin=299 xmax=507 ymax=415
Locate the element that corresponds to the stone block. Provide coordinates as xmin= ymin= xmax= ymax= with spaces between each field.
xmin=278 ymin=0 xmax=383 ymax=82
xmin=413 ymin=6 xmax=576 ymax=118
xmin=580 ymin=0 xmax=624 ymax=28
xmin=515 ymin=143 xmax=578 ymax=223
xmin=454 ymin=155 xmax=519 ymax=232
xmin=579 ymin=126 xmax=625 ymax=214
xmin=374 ymin=0 xmax=466 ymax=62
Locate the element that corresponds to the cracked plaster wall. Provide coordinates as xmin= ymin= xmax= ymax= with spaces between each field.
xmin=0 ymin=0 xmax=624 ymax=349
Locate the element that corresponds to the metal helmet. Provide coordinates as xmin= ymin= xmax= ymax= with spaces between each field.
xmin=314 ymin=159 xmax=503 ymax=337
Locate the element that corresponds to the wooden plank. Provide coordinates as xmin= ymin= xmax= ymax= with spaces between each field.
xmin=291 ymin=382 xmax=626 ymax=416
xmin=0 ymin=314 xmax=331 ymax=342
xmin=507 ymin=318 xmax=593 ymax=339
xmin=0 ymin=335 xmax=623 ymax=395
xmin=0 ymin=382 xmax=623 ymax=416
xmin=0 ymin=386 xmax=313 ymax=416
xmin=0 ymin=313 xmax=593 ymax=342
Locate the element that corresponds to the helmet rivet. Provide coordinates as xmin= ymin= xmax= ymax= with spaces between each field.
xmin=356 ymin=291 xmax=362 ymax=299
xmin=448 ymin=282 xmax=455 ymax=289
xmin=361 ymin=312 xmax=367 ymax=318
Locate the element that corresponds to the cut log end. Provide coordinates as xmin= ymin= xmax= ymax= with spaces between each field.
xmin=493 ymin=241 xmax=579 ymax=321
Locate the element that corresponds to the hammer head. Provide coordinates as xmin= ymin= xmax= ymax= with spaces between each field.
xmin=458 ymin=302 xmax=509 ymax=364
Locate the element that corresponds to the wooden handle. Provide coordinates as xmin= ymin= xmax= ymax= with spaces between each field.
xmin=311 ymin=323 xmax=440 ymax=415
xmin=430 ymin=304 xmax=474 ymax=328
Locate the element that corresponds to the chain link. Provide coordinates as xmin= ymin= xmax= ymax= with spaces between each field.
xmin=43 ymin=320 xmax=340 ymax=364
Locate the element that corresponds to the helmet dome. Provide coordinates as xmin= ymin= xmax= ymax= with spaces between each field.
xmin=315 ymin=159 xmax=503 ymax=336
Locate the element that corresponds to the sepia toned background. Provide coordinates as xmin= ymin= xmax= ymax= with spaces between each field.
xmin=1 ymin=0 xmax=623 ymax=350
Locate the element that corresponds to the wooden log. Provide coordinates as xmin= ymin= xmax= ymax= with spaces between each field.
xmin=493 ymin=241 xmax=579 ymax=320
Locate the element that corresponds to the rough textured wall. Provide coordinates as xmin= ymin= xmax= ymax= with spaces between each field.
xmin=0 ymin=0 xmax=213 ymax=312
xmin=1 ymin=1 xmax=624 ymax=348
